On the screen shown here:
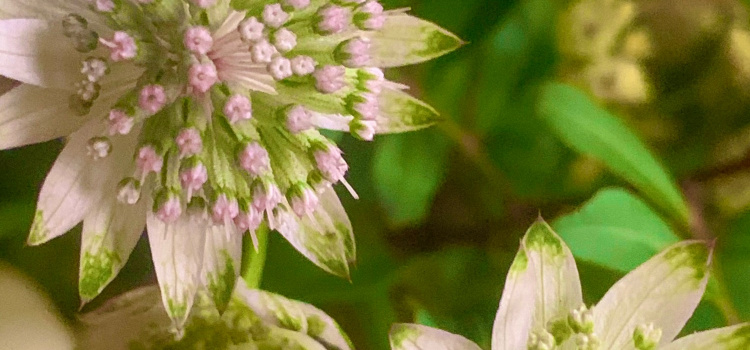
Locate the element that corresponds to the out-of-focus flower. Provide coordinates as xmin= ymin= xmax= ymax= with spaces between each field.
xmin=78 ymin=278 xmax=353 ymax=350
xmin=389 ymin=220 xmax=750 ymax=350
xmin=0 ymin=0 xmax=462 ymax=328
xmin=0 ymin=263 xmax=75 ymax=350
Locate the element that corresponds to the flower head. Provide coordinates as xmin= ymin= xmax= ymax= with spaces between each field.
xmin=389 ymin=220 xmax=750 ymax=350
xmin=0 ymin=0 xmax=462 ymax=329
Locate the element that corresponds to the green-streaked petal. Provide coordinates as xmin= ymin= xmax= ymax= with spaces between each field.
xmin=661 ymin=324 xmax=750 ymax=350
xmin=389 ymin=323 xmax=482 ymax=350
xmin=491 ymin=248 xmax=537 ymax=350
xmin=79 ymin=196 xmax=147 ymax=304
xmin=294 ymin=302 xmax=354 ymax=350
xmin=0 ymin=19 xmax=81 ymax=90
xmin=376 ymin=88 xmax=442 ymax=134
xmin=274 ymin=188 xmax=354 ymax=278
xmin=201 ymin=223 xmax=242 ymax=313
xmin=593 ymin=241 xmax=711 ymax=348
xmin=28 ymin=119 xmax=138 ymax=245
xmin=78 ymin=286 xmax=172 ymax=350
xmin=363 ymin=14 xmax=464 ymax=68
xmin=146 ymin=211 xmax=207 ymax=329
xmin=522 ymin=219 xmax=583 ymax=329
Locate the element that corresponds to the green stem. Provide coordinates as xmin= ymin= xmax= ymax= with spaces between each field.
xmin=241 ymin=225 xmax=269 ymax=289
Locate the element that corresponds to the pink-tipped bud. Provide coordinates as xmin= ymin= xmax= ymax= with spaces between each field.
xmin=262 ymin=3 xmax=289 ymax=28
xmin=156 ymin=196 xmax=182 ymax=223
xmin=313 ymin=65 xmax=347 ymax=94
xmin=346 ymin=92 xmax=379 ymax=120
xmin=117 ymin=178 xmax=141 ymax=204
xmin=95 ymin=0 xmax=115 ymax=12
xmin=252 ymin=181 xmax=283 ymax=213
xmin=138 ymin=84 xmax=167 ymax=114
xmin=272 ymin=28 xmax=297 ymax=53
xmin=284 ymin=105 xmax=313 ymax=133
xmin=290 ymin=185 xmax=319 ymax=217
xmin=101 ymin=31 xmax=137 ymax=61
xmin=238 ymin=142 xmax=271 ymax=177
xmin=212 ymin=194 xmax=240 ymax=224
xmin=355 ymin=1 xmax=385 ymax=30
xmin=268 ymin=57 xmax=293 ymax=81
xmin=223 ymin=94 xmax=253 ymax=123
xmin=180 ymin=163 xmax=208 ymax=198
xmin=314 ymin=145 xmax=349 ymax=183
xmin=251 ymin=40 xmax=277 ymax=64
xmin=184 ymin=26 xmax=214 ymax=55
xmin=188 ymin=63 xmax=218 ymax=94
xmin=108 ymin=109 xmax=134 ymax=135
xmin=350 ymin=119 xmax=376 ymax=141
xmin=136 ymin=145 xmax=163 ymax=174
xmin=239 ymin=17 xmax=265 ymax=42
xmin=234 ymin=206 xmax=262 ymax=232
xmin=358 ymin=67 xmax=385 ymax=94
xmin=316 ymin=5 xmax=351 ymax=34
xmin=191 ymin=0 xmax=216 ymax=8
xmin=175 ymin=127 xmax=203 ymax=158
xmin=337 ymin=37 xmax=371 ymax=67
xmin=291 ymin=55 xmax=316 ymax=76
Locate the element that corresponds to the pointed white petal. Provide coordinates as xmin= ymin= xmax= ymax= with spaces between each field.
xmin=593 ymin=241 xmax=711 ymax=348
xmin=146 ymin=211 xmax=207 ymax=329
xmin=28 ymin=120 xmax=139 ymax=245
xmin=661 ymin=324 xmax=750 ymax=350
xmin=389 ymin=324 xmax=482 ymax=350
xmin=275 ymin=188 xmax=354 ymax=278
xmin=231 ymin=279 xmax=354 ymax=350
xmin=79 ymin=194 xmax=147 ymax=303
xmin=0 ymin=19 xmax=81 ymax=90
xmin=0 ymin=62 xmax=139 ymax=150
xmin=200 ymin=223 xmax=242 ymax=312
xmin=522 ymin=220 xmax=583 ymax=328
xmin=491 ymin=248 xmax=537 ymax=350
xmin=78 ymin=286 xmax=171 ymax=350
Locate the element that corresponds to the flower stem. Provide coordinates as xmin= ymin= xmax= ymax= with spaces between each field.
xmin=240 ymin=225 xmax=269 ymax=289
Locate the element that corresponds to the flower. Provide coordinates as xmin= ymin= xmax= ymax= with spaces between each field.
xmin=79 ymin=278 xmax=354 ymax=349
xmin=389 ymin=220 xmax=750 ymax=350
xmin=0 ymin=0 xmax=462 ymax=328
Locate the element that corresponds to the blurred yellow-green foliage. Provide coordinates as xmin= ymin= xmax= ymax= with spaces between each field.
xmin=4 ymin=0 xmax=750 ymax=348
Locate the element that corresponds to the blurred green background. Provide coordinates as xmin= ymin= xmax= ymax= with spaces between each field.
xmin=3 ymin=0 xmax=750 ymax=348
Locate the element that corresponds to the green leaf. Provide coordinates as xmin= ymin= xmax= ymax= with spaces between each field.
xmin=538 ymin=82 xmax=690 ymax=228
xmin=373 ymin=130 xmax=449 ymax=227
xmin=364 ymin=14 xmax=464 ymax=68
xmin=553 ymin=188 xmax=681 ymax=272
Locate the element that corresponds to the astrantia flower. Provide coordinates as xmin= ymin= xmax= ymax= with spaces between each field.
xmin=0 ymin=0 xmax=461 ymax=328
xmin=79 ymin=278 xmax=353 ymax=350
xmin=389 ymin=220 xmax=750 ymax=350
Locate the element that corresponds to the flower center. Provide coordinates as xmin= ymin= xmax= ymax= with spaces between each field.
xmin=60 ymin=0 xmax=388 ymax=228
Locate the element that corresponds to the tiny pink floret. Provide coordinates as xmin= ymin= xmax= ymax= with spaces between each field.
xmin=212 ymin=194 xmax=240 ymax=224
xmin=291 ymin=56 xmax=316 ymax=76
xmin=184 ymin=26 xmax=214 ymax=55
xmin=138 ymin=84 xmax=167 ymax=114
xmin=314 ymin=146 xmax=349 ymax=183
xmin=95 ymin=0 xmax=115 ymax=12
xmin=180 ymin=163 xmax=208 ymax=198
xmin=223 ymin=94 xmax=253 ymax=124
xmin=102 ymin=31 xmax=137 ymax=62
xmin=156 ymin=197 xmax=182 ymax=223
xmin=313 ymin=65 xmax=347 ymax=94
xmin=188 ymin=63 xmax=219 ymax=94
xmin=234 ymin=206 xmax=262 ymax=232
xmin=291 ymin=187 xmax=319 ymax=217
xmin=343 ymin=38 xmax=371 ymax=67
xmin=238 ymin=142 xmax=271 ymax=176
xmin=263 ymin=4 xmax=289 ymax=28
xmin=252 ymin=183 xmax=283 ymax=213
xmin=191 ymin=0 xmax=216 ymax=8
xmin=285 ymin=105 xmax=313 ymax=134
xmin=284 ymin=0 xmax=310 ymax=10
xmin=175 ymin=127 xmax=203 ymax=158
xmin=317 ymin=5 xmax=351 ymax=34
xmin=108 ymin=109 xmax=134 ymax=135
xmin=136 ymin=146 xmax=163 ymax=174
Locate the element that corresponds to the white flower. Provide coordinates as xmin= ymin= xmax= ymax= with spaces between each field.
xmin=78 ymin=278 xmax=354 ymax=349
xmin=0 ymin=0 xmax=462 ymax=329
xmin=389 ymin=220 xmax=750 ymax=350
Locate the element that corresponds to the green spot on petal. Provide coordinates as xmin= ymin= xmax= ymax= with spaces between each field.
xmin=664 ymin=242 xmax=710 ymax=282
xmin=79 ymin=247 xmax=120 ymax=301
xmin=390 ymin=324 xmax=421 ymax=348
xmin=207 ymin=250 xmax=237 ymax=313
xmin=27 ymin=210 xmax=48 ymax=245
xmin=524 ymin=220 xmax=565 ymax=257
xmin=509 ymin=249 xmax=529 ymax=274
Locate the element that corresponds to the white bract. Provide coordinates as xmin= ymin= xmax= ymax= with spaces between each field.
xmin=389 ymin=220 xmax=750 ymax=350
xmin=0 ymin=0 xmax=462 ymax=330
xmin=79 ymin=278 xmax=354 ymax=350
